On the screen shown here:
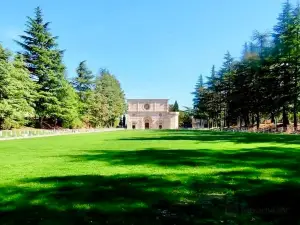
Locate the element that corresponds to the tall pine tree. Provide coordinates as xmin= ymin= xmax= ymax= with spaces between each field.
xmin=273 ymin=0 xmax=294 ymax=130
xmin=72 ymin=60 xmax=94 ymax=100
xmin=72 ymin=60 xmax=94 ymax=124
xmin=16 ymin=7 xmax=78 ymax=128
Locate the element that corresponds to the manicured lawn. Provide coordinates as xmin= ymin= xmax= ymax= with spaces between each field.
xmin=0 ymin=130 xmax=299 ymax=224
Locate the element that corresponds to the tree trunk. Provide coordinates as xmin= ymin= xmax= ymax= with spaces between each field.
xmin=294 ymin=99 xmax=297 ymax=131
xmin=239 ymin=116 xmax=242 ymax=129
xmin=251 ymin=114 xmax=255 ymax=128
xmin=282 ymin=105 xmax=289 ymax=131
xmin=39 ymin=117 xmax=44 ymax=128
xmin=223 ymin=110 xmax=226 ymax=128
xmin=271 ymin=113 xmax=275 ymax=123
xmin=244 ymin=113 xmax=249 ymax=128
xmin=294 ymin=26 xmax=299 ymax=132
xmin=256 ymin=113 xmax=260 ymax=130
xmin=227 ymin=117 xmax=230 ymax=128
xmin=0 ymin=117 xmax=4 ymax=130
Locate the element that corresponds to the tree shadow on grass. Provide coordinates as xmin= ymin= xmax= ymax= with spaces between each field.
xmin=121 ymin=130 xmax=300 ymax=144
xmin=65 ymin=146 xmax=300 ymax=178
xmin=0 ymin=144 xmax=298 ymax=224
xmin=0 ymin=173 xmax=299 ymax=225
xmin=2 ymin=130 xmax=300 ymax=224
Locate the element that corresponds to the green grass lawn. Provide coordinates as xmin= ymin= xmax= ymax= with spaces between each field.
xmin=0 ymin=130 xmax=299 ymax=224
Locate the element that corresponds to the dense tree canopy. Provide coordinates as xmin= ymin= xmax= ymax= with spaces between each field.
xmin=89 ymin=69 xmax=126 ymax=128
xmin=0 ymin=7 xmax=126 ymax=130
xmin=72 ymin=60 xmax=94 ymax=100
xmin=0 ymin=46 xmax=36 ymax=129
xmin=192 ymin=0 xmax=300 ymax=131
xmin=16 ymin=7 xmax=77 ymax=128
xmin=72 ymin=61 xmax=95 ymax=124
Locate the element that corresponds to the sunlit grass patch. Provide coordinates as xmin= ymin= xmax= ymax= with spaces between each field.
xmin=0 ymin=130 xmax=299 ymax=224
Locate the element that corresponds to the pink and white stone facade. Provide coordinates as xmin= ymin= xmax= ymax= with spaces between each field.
xmin=127 ymin=99 xmax=179 ymax=129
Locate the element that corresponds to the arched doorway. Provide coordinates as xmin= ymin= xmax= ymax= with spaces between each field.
xmin=158 ymin=120 xmax=163 ymax=129
xmin=144 ymin=117 xmax=152 ymax=129
xmin=132 ymin=122 xmax=137 ymax=129
xmin=145 ymin=122 xmax=150 ymax=129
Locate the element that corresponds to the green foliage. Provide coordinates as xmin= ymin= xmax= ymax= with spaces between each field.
xmin=16 ymin=7 xmax=78 ymax=128
xmin=89 ymin=69 xmax=126 ymax=127
xmin=73 ymin=60 xmax=94 ymax=94
xmin=59 ymin=81 xmax=81 ymax=128
xmin=0 ymin=7 xmax=127 ymax=130
xmin=72 ymin=61 xmax=94 ymax=125
xmin=173 ymin=100 xmax=179 ymax=112
xmin=169 ymin=101 xmax=179 ymax=112
xmin=0 ymin=45 xmax=36 ymax=129
xmin=1 ymin=130 xmax=300 ymax=224
xmin=193 ymin=1 xmax=300 ymax=130
xmin=178 ymin=110 xmax=192 ymax=127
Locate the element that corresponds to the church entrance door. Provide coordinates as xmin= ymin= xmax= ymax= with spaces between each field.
xmin=145 ymin=123 xmax=150 ymax=129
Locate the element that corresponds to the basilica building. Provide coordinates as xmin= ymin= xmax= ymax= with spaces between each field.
xmin=127 ymin=99 xmax=179 ymax=129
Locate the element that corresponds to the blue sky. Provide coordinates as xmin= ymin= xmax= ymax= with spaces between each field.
xmin=0 ymin=0 xmax=297 ymax=108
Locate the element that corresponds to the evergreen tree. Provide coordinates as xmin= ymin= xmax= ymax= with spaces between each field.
xmin=72 ymin=60 xmax=94 ymax=124
xmin=72 ymin=60 xmax=94 ymax=100
xmin=206 ymin=65 xmax=222 ymax=128
xmin=169 ymin=104 xmax=174 ymax=112
xmin=207 ymin=65 xmax=216 ymax=89
xmin=173 ymin=101 xmax=179 ymax=112
xmin=0 ymin=45 xmax=36 ymax=129
xmin=192 ymin=74 xmax=208 ymax=120
xmin=241 ymin=42 xmax=249 ymax=59
xmin=192 ymin=74 xmax=204 ymax=109
xmin=291 ymin=3 xmax=300 ymax=130
xmin=16 ymin=7 xmax=78 ymax=128
xmin=190 ymin=0 xmax=300 ymax=132
xmin=273 ymin=0 xmax=294 ymax=130
xmin=219 ymin=51 xmax=234 ymax=127
xmin=59 ymin=81 xmax=81 ymax=128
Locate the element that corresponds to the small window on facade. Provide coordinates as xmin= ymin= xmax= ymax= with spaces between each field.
xmin=159 ymin=113 xmax=162 ymax=117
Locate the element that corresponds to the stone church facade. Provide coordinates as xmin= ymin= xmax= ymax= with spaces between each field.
xmin=127 ymin=99 xmax=179 ymax=129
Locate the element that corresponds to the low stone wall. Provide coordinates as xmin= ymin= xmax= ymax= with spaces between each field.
xmin=0 ymin=128 xmax=123 ymax=141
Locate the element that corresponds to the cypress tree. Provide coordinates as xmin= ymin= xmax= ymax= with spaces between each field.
xmin=173 ymin=101 xmax=179 ymax=112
